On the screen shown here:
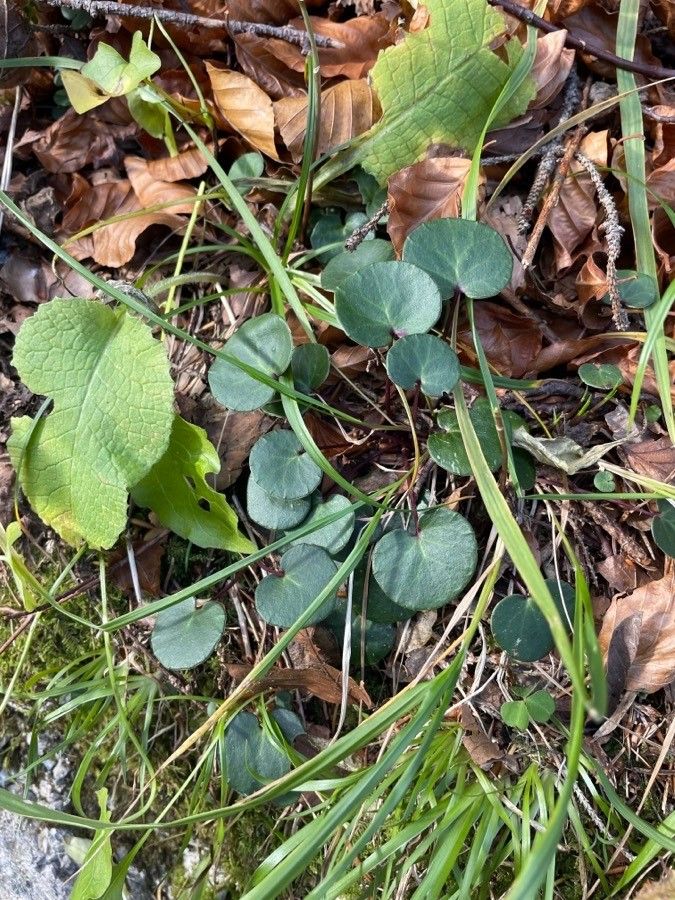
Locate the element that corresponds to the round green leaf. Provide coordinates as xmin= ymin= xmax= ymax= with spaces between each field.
xmin=386 ymin=334 xmax=460 ymax=397
xmin=224 ymin=710 xmax=290 ymax=796
xmin=372 ymin=507 xmax=477 ymax=612
xmin=578 ymin=363 xmax=623 ymax=390
xmin=291 ymin=343 xmax=330 ymax=393
xmin=310 ymin=210 xmax=372 ymax=263
xmin=208 ymin=313 xmax=293 ymax=411
xmin=249 ymin=430 xmax=322 ymax=500
xmin=602 ymin=270 xmax=658 ymax=310
xmin=246 ymin=476 xmax=311 ymax=530
xmin=652 ymin=501 xmax=675 ymax=557
xmin=352 ymin=559 xmax=414 ymax=624
xmin=500 ymin=700 xmax=529 ymax=730
xmin=229 ymin=152 xmax=264 ymax=182
xmin=335 ymin=261 xmax=442 ymax=348
xmin=254 ymin=544 xmax=338 ymax=627
xmin=429 ymin=398 xmax=522 ymax=475
xmin=524 ymin=689 xmax=555 ymax=723
xmin=490 ymin=594 xmax=553 ymax=662
xmin=326 ymin=609 xmax=395 ymax=666
xmin=289 ymin=494 xmax=355 ymax=554
xmin=403 ymin=218 xmax=513 ymax=299
xmin=151 ymin=597 xmax=225 ymax=670
xmin=321 ymin=239 xmax=395 ymax=291
xmin=545 ymin=577 xmax=575 ymax=630
xmin=593 ymin=470 xmax=616 ymax=493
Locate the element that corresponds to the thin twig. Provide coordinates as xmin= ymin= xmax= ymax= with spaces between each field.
xmin=487 ymin=0 xmax=675 ymax=81
xmin=40 ymin=0 xmax=341 ymax=50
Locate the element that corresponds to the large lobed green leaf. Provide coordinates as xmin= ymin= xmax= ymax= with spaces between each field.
xmin=9 ymin=299 xmax=174 ymax=549
xmin=359 ymin=0 xmax=535 ymax=183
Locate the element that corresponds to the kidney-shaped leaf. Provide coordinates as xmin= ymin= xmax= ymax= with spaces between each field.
xmin=131 ymin=415 xmax=254 ymax=554
xmin=428 ymin=398 xmax=522 ymax=476
xmin=491 ymin=594 xmax=553 ymax=662
xmin=352 ymin=557 xmax=414 ymax=624
xmin=372 ymin=507 xmax=477 ymax=612
xmin=291 ymin=343 xmax=330 ymax=394
xmin=651 ymin=500 xmax=675 ymax=558
xmin=208 ymin=313 xmax=293 ymax=412
xmin=224 ymin=710 xmax=290 ymax=796
xmin=335 ymin=260 xmax=442 ymax=348
xmin=151 ymin=597 xmax=225 ymax=670
xmin=247 ymin=476 xmax=312 ymax=530
xmin=290 ymin=494 xmax=355 ymax=554
xmin=9 ymin=299 xmax=174 ymax=549
xmin=386 ymin=333 xmax=460 ymax=397
xmin=255 ymin=544 xmax=338 ymax=627
xmin=249 ymin=430 xmax=322 ymax=500
xmin=403 ymin=218 xmax=513 ymax=299
xmin=321 ymin=239 xmax=395 ymax=292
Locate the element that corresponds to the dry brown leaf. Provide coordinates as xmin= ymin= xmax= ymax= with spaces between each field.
xmin=624 ymin=437 xmax=675 ymax=483
xmin=386 ymin=157 xmax=475 ymax=254
xmin=458 ymin=302 xmax=543 ymax=378
xmin=548 ymin=130 xmax=608 ymax=270
xmin=329 ymin=344 xmax=375 ymax=379
xmin=529 ymin=31 xmax=575 ymax=109
xmin=144 ymin=146 xmax=209 ymax=182
xmin=264 ymin=14 xmax=393 ymax=79
xmin=19 ymin=109 xmax=121 ymax=174
xmin=61 ymin=179 xmax=186 ymax=268
xmin=484 ymin=195 xmax=528 ymax=293
xmin=598 ymin=573 xmax=675 ymax=693
xmin=234 ymin=33 xmax=306 ymax=100
xmin=562 ymin=6 xmax=657 ymax=80
xmin=225 ymin=0 xmax=302 ymax=24
xmin=124 ymin=156 xmax=197 ymax=214
xmin=197 ymin=401 xmax=275 ymax=490
xmin=455 ymin=706 xmax=517 ymax=772
xmin=597 ymin=555 xmax=637 ymax=594
xmin=547 ymin=0 xmax=592 ymax=19
xmin=206 ymin=63 xmax=278 ymax=158
xmin=633 ymin=870 xmax=675 ymax=900
xmin=275 ymin=79 xmax=379 ymax=162
xmin=109 ymin=539 xmax=165 ymax=598
xmin=605 ymin=611 xmax=642 ymax=713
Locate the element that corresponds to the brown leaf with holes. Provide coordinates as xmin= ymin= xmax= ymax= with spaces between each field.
xmin=598 ymin=573 xmax=675 ymax=693
xmin=18 ymin=109 xmax=121 ymax=174
xmin=386 ymin=157 xmax=476 ymax=254
xmin=234 ymin=33 xmax=306 ymax=100
xmin=206 ymin=63 xmax=278 ymax=158
xmin=547 ymin=131 xmax=608 ymax=270
xmin=458 ymin=302 xmax=543 ymax=378
xmin=265 ymin=15 xmax=393 ymax=79
xmin=624 ymin=437 xmax=675 ymax=483
xmin=275 ymin=80 xmax=380 ymax=162
xmin=61 ymin=179 xmax=187 ymax=268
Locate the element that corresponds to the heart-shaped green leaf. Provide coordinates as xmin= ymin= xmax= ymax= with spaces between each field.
xmin=255 ymin=544 xmax=338 ymax=627
xmin=291 ymin=343 xmax=330 ymax=393
xmin=403 ymin=218 xmax=513 ymax=299
xmin=9 ymin=298 xmax=174 ymax=549
xmin=224 ymin=710 xmax=290 ymax=796
xmin=247 ymin=476 xmax=312 ymax=530
xmin=151 ymin=597 xmax=225 ymax=670
xmin=208 ymin=313 xmax=293 ymax=411
xmin=490 ymin=594 xmax=553 ymax=662
xmin=310 ymin=210 xmax=372 ymax=262
xmin=593 ymin=470 xmax=616 ymax=493
xmin=372 ymin=507 xmax=477 ymax=612
xmin=602 ymin=270 xmax=658 ymax=310
xmin=428 ymin=398 xmax=523 ymax=476
xmin=578 ymin=363 xmax=623 ymax=390
xmin=652 ymin=500 xmax=675 ymax=557
xmin=229 ymin=152 xmax=264 ymax=182
xmin=249 ymin=430 xmax=322 ymax=500
xmin=335 ymin=261 xmax=442 ymax=348
xmin=386 ymin=333 xmax=460 ymax=397
xmin=131 ymin=415 xmax=254 ymax=553
xmin=500 ymin=699 xmax=529 ymax=730
xmin=352 ymin=558 xmax=414 ymax=624
xmin=289 ymin=494 xmax=355 ymax=554
xmin=524 ymin=689 xmax=555 ymax=723
xmin=321 ymin=239 xmax=395 ymax=291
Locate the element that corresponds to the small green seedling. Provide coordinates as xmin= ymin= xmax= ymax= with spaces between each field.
xmin=402 ymin=218 xmax=513 ymax=300
xmin=208 ymin=313 xmax=293 ymax=411
xmin=651 ymin=499 xmax=675 ymax=558
xmin=334 ymin=260 xmax=442 ymax=348
xmin=602 ymin=270 xmax=658 ymax=310
xmin=372 ymin=507 xmax=477 ymax=612
xmin=500 ymin=688 xmax=555 ymax=731
xmin=386 ymin=333 xmax=461 ymax=398
xmin=151 ymin=597 xmax=225 ymax=670
xmin=321 ymin=239 xmax=395 ymax=291
xmin=249 ymin=430 xmax=322 ymax=500
xmin=593 ymin=470 xmax=616 ymax=493
xmin=254 ymin=544 xmax=338 ymax=627
xmin=490 ymin=579 xmax=575 ymax=661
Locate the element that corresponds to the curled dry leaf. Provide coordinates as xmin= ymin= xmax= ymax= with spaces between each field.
xmin=206 ymin=63 xmax=278 ymax=158
xmin=124 ymin=156 xmax=197 ymax=212
xmin=144 ymin=146 xmax=209 ymax=182
xmin=547 ymin=130 xmax=608 ymax=270
xmin=18 ymin=109 xmax=121 ymax=174
xmin=623 ymin=437 xmax=675 ymax=483
xmin=529 ymin=31 xmax=575 ymax=109
xmin=275 ymin=79 xmax=380 ymax=162
xmin=264 ymin=14 xmax=393 ymax=79
xmin=598 ymin=572 xmax=675 ymax=693
xmin=234 ymin=33 xmax=306 ymax=100
xmin=386 ymin=156 xmax=476 ymax=254
xmin=458 ymin=302 xmax=543 ymax=378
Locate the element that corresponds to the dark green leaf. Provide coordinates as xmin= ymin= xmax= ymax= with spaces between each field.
xmin=254 ymin=544 xmax=338 ymax=627
xmin=246 ymin=476 xmax=312 ymax=530
xmin=321 ymin=240 xmax=395 ymax=291
xmin=151 ymin=597 xmax=225 ymax=670
xmin=386 ymin=334 xmax=460 ymax=397
xmin=578 ymin=363 xmax=623 ymax=390
xmin=490 ymin=594 xmax=553 ymax=661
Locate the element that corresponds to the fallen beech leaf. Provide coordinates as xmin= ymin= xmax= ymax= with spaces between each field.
xmin=145 ymin=146 xmax=209 ymax=182
xmin=456 ymin=705 xmax=516 ymax=772
xmin=19 ymin=108 xmax=121 ymax=173
xmin=124 ymin=156 xmax=197 ymax=213
xmin=386 ymin=157 xmax=475 ymax=254
xmin=624 ymin=437 xmax=675 ymax=483
xmin=265 ymin=15 xmax=393 ymax=79
xmin=206 ymin=63 xmax=278 ymax=158
xmin=547 ymin=131 xmax=608 ymax=270
xmin=62 ymin=178 xmax=186 ymax=267
xmin=458 ymin=302 xmax=542 ymax=378
xmin=225 ymin=0 xmax=301 ymax=24
xmin=329 ymin=344 xmax=375 ymax=379
xmin=653 ymin=0 xmax=675 ymax=39
xmin=529 ymin=31 xmax=575 ymax=109
xmin=563 ymin=5 xmax=661 ymax=80
xmin=275 ymin=79 xmax=380 ymax=162
xmin=197 ymin=401 xmax=275 ymax=490
xmin=605 ymin=611 xmax=642 ymax=714
xmin=597 ymin=555 xmax=637 ymax=594
xmin=234 ymin=33 xmax=306 ymax=100
xmin=598 ymin=573 xmax=675 ymax=693
xmin=547 ymin=0 xmax=592 ymax=21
